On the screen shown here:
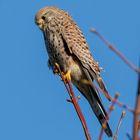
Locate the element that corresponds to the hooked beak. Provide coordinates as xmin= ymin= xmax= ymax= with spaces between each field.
xmin=35 ymin=19 xmax=44 ymax=29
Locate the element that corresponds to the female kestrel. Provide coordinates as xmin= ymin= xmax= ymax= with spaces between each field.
xmin=35 ymin=6 xmax=112 ymax=137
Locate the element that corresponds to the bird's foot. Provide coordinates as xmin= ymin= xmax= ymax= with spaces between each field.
xmin=53 ymin=63 xmax=71 ymax=82
xmin=53 ymin=63 xmax=61 ymax=75
xmin=63 ymin=70 xmax=71 ymax=81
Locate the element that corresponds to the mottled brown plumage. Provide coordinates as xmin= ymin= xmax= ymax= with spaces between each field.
xmin=35 ymin=6 xmax=112 ymax=137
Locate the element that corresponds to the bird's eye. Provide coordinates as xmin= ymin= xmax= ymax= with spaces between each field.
xmin=42 ymin=16 xmax=46 ymax=20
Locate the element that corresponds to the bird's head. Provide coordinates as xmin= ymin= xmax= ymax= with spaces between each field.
xmin=35 ymin=6 xmax=58 ymax=30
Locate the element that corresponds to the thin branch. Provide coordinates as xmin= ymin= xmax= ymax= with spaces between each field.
xmin=54 ymin=63 xmax=91 ymax=140
xmin=110 ymin=96 xmax=134 ymax=113
xmin=133 ymin=64 xmax=140 ymax=140
xmin=113 ymin=111 xmax=126 ymax=140
xmin=139 ymin=120 xmax=140 ymax=131
xmin=90 ymin=28 xmax=140 ymax=74
xmin=95 ymin=85 xmax=134 ymax=113
xmin=98 ymin=93 xmax=119 ymax=140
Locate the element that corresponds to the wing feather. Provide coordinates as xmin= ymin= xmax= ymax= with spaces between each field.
xmin=57 ymin=10 xmax=110 ymax=100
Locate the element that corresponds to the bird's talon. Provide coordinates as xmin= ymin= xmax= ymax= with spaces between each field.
xmin=53 ymin=69 xmax=58 ymax=74
xmin=53 ymin=67 xmax=59 ymax=74
xmin=63 ymin=70 xmax=71 ymax=81
xmin=53 ymin=63 xmax=61 ymax=74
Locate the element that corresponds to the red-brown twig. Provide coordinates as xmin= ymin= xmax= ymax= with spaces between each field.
xmin=54 ymin=63 xmax=91 ymax=140
xmin=98 ymin=93 xmax=119 ymax=140
xmin=113 ymin=111 xmax=126 ymax=140
xmin=90 ymin=28 xmax=140 ymax=74
xmin=110 ymin=96 xmax=134 ymax=113
xmin=138 ymin=123 xmax=140 ymax=140
xmin=133 ymin=67 xmax=140 ymax=140
xmin=95 ymin=85 xmax=134 ymax=113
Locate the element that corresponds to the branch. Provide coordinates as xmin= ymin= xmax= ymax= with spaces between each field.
xmin=113 ymin=111 xmax=126 ymax=140
xmin=95 ymin=85 xmax=134 ymax=113
xmin=54 ymin=63 xmax=91 ymax=140
xmin=110 ymin=96 xmax=134 ymax=113
xmin=90 ymin=28 xmax=140 ymax=74
xmin=133 ymin=64 xmax=140 ymax=140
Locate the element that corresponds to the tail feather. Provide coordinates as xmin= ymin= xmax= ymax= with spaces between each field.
xmin=89 ymin=87 xmax=112 ymax=137
xmin=75 ymin=81 xmax=112 ymax=137
xmin=72 ymin=66 xmax=112 ymax=137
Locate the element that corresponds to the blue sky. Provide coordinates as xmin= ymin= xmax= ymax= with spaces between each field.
xmin=0 ymin=1 xmax=140 ymax=140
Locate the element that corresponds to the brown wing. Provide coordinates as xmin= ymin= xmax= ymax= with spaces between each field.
xmin=56 ymin=11 xmax=110 ymax=100
xmin=60 ymin=16 xmax=100 ymax=75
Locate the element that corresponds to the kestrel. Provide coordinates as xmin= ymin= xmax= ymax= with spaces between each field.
xmin=35 ymin=6 xmax=112 ymax=137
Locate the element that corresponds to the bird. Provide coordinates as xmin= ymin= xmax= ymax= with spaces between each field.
xmin=35 ymin=6 xmax=112 ymax=137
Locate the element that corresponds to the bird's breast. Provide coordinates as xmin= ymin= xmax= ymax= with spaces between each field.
xmin=45 ymin=30 xmax=83 ymax=81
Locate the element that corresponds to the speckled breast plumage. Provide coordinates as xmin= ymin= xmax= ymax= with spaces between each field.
xmin=44 ymin=24 xmax=74 ymax=72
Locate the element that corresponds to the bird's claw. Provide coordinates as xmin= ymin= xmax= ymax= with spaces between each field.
xmin=53 ymin=63 xmax=61 ymax=75
xmin=63 ymin=70 xmax=71 ymax=81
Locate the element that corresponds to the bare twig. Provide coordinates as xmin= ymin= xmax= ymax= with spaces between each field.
xmin=110 ymin=96 xmax=134 ymax=113
xmin=98 ymin=93 xmax=119 ymax=140
xmin=113 ymin=111 xmax=126 ymax=140
xmin=133 ymin=65 xmax=140 ymax=140
xmin=139 ymin=120 xmax=140 ymax=131
xmin=54 ymin=63 xmax=91 ymax=140
xmin=90 ymin=28 xmax=140 ymax=74
xmin=96 ymin=85 xmax=134 ymax=113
